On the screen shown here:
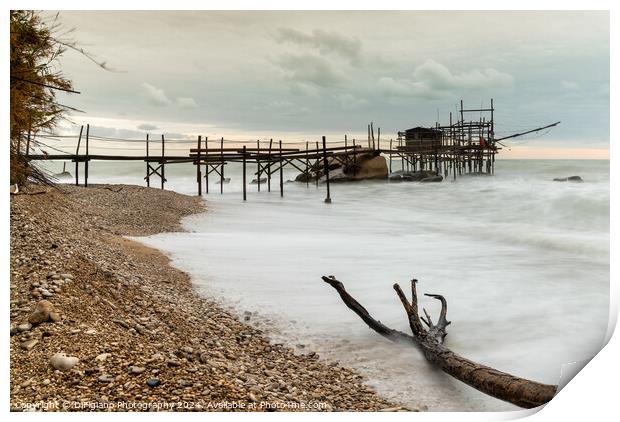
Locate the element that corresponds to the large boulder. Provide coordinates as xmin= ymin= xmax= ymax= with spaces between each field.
xmin=297 ymin=151 xmax=388 ymax=183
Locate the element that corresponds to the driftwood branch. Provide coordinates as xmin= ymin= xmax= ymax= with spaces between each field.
xmin=321 ymin=275 xmax=557 ymax=409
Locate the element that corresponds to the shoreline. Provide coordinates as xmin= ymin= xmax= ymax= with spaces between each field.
xmin=10 ymin=184 xmax=404 ymax=412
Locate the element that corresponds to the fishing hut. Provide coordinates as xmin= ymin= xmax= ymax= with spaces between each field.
xmin=21 ymin=98 xmax=559 ymax=201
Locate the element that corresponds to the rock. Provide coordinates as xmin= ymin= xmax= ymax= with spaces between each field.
xmin=553 ymin=175 xmax=583 ymax=182
xmin=28 ymin=300 xmax=59 ymax=325
xmin=41 ymin=289 xmax=53 ymax=298
xmin=181 ymin=346 xmax=194 ymax=354
xmin=59 ymin=273 xmax=74 ymax=280
xmin=50 ymin=352 xmax=79 ymax=371
xmin=389 ymin=170 xmax=436 ymax=182
xmin=17 ymin=322 xmax=32 ymax=332
xmin=146 ymin=378 xmax=161 ymax=388
xmin=42 ymin=379 xmax=51 ymax=386
xmin=420 ymin=175 xmax=443 ymax=183
xmin=250 ymin=178 xmax=267 ymax=185
xmin=98 ymin=374 xmax=115 ymax=383
xmin=85 ymin=329 xmax=97 ymax=335
xmin=20 ymin=339 xmax=39 ymax=351
xmin=95 ymin=353 xmax=111 ymax=362
xmin=129 ymin=366 xmax=146 ymax=374
xmin=350 ymin=155 xmax=388 ymax=181
xmin=299 ymin=152 xmax=388 ymax=183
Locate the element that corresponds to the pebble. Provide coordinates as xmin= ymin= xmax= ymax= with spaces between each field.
xmin=17 ymin=323 xmax=32 ymax=332
xmin=95 ymin=353 xmax=111 ymax=362
xmin=129 ymin=366 xmax=146 ymax=374
xmin=19 ymin=339 xmax=38 ymax=351
xmin=146 ymin=378 xmax=161 ymax=388
xmin=42 ymin=379 xmax=51 ymax=386
xmin=28 ymin=300 xmax=59 ymax=325
xmin=98 ymin=374 xmax=115 ymax=383
xmin=50 ymin=352 xmax=79 ymax=371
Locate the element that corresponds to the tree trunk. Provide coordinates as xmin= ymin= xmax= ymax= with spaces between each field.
xmin=321 ymin=275 xmax=557 ymax=409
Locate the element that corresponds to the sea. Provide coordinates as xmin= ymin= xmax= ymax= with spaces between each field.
xmin=48 ymin=158 xmax=610 ymax=411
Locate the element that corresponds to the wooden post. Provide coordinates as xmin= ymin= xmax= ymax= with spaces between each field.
xmin=377 ymin=127 xmax=380 ymax=151
xmin=352 ymin=139 xmax=357 ymax=177
xmin=367 ymin=124 xmax=371 ymax=149
xmin=322 ymin=136 xmax=331 ymax=204
xmin=268 ymin=139 xmax=273 ymax=192
xmin=220 ymin=137 xmax=224 ymax=194
xmin=160 ymin=134 xmax=165 ymax=190
xmin=205 ymin=137 xmax=209 ymax=194
xmin=305 ymin=141 xmax=310 ymax=188
xmin=279 ymin=140 xmax=284 ymax=197
xmin=315 ymin=141 xmax=320 ymax=187
xmin=85 ymin=124 xmax=90 ymax=187
xmin=26 ymin=125 xmax=31 ymax=157
xmin=242 ymin=145 xmax=247 ymax=201
xmin=75 ymin=125 xmax=83 ymax=186
xmin=197 ymin=135 xmax=202 ymax=196
xmin=389 ymin=138 xmax=392 ymax=173
xmin=145 ymin=133 xmax=150 ymax=187
xmin=257 ymin=140 xmax=261 ymax=192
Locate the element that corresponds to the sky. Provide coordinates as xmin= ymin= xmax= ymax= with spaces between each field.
xmin=47 ymin=10 xmax=610 ymax=158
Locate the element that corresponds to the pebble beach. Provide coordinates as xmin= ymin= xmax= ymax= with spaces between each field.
xmin=9 ymin=184 xmax=405 ymax=412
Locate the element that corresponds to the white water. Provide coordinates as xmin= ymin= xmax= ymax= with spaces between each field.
xmin=53 ymin=159 xmax=610 ymax=411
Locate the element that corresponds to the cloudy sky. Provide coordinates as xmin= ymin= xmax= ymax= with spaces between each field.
xmin=49 ymin=11 xmax=609 ymax=157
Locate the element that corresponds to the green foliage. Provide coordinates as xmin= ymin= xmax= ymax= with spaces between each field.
xmin=10 ymin=11 xmax=75 ymax=184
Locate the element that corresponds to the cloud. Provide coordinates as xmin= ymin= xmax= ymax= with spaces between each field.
xmin=140 ymin=82 xmax=172 ymax=106
xmin=275 ymin=28 xmax=361 ymax=64
xmin=333 ymin=93 xmax=368 ymax=110
xmin=378 ymin=59 xmax=514 ymax=99
xmin=137 ymin=123 xmax=158 ymax=131
xmin=275 ymin=53 xmax=346 ymax=89
xmin=176 ymin=97 xmax=198 ymax=109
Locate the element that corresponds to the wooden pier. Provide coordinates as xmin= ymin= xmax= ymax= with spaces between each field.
xmin=21 ymin=100 xmax=559 ymax=202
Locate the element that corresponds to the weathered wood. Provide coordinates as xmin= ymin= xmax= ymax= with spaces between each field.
xmin=197 ymin=135 xmax=202 ymax=196
xmin=321 ymin=275 xmax=558 ymax=409
xmin=145 ymin=133 xmax=150 ymax=187
xmin=75 ymin=125 xmax=83 ymax=186
xmin=322 ymin=136 xmax=331 ymax=204
xmin=279 ymin=140 xmax=284 ymax=197
xmin=242 ymin=145 xmax=247 ymax=201
xmin=160 ymin=134 xmax=165 ymax=190
xmin=85 ymin=124 xmax=90 ymax=187
xmin=220 ymin=137 xmax=224 ymax=194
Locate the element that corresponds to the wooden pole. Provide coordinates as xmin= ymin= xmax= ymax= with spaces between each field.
xmin=205 ymin=137 xmax=209 ymax=193
xmin=145 ymin=133 xmax=150 ymax=187
xmin=197 ymin=135 xmax=202 ymax=196
xmin=257 ymin=140 xmax=261 ymax=192
xmin=315 ymin=141 xmax=319 ymax=187
xmin=352 ymin=139 xmax=357 ymax=177
xmin=305 ymin=141 xmax=309 ymax=188
xmin=377 ymin=127 xmax=381 ymax=151
xmin=85 ymin=124 xmax=90 ymax=187
xmin=322 ymin=136 xmax=331 ymax=204
xmin=389 ymin=138 xmax=392 ymax=173
xmin=268 ymin=139 xmax=273 ymax=192
xmin=26 ymin=125 xmax=31 ymax=157
xmin=75 ymin=125 xmax=83 ymax=186
xmin=243 ymin=145 xmax=247 ymax=201
xmin=220 ymin=137 xmax=224 ymax=194
xmin=160 ymin=134 xmax=165 ymax=190
xmin=279 ymin=140 xmax=284 ymax=197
